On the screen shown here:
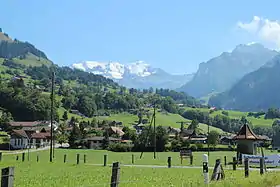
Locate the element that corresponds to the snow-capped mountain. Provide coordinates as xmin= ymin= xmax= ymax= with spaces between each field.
xmin=71 ymin=61 xmax=193 ymax=89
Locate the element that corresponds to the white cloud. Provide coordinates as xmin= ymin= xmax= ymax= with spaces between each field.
xmin=237 ymin=16 xmax=280 ymax=47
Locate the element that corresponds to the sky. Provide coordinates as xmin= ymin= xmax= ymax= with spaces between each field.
xmin=1 ymin=0 xmax=280 ymax=74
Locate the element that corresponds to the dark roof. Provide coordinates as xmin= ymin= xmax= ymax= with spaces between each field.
xmin=31 ymin=132 xmax=51 ymax=139
xmin=233 ymin=124 xmax=260 ymax=140
xmin=9 ymin=121 xmax=42 ymax=127
xmin=11 ymin=130 xmax=28 ymax=138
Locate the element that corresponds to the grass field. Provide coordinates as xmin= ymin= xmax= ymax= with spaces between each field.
xmin=61 ymin=109 xmax=226 ymax=134
xmin=0 ymin=149 xmax=280 ymax=187
xmin=184 ymin=107 xmax=275 ymax=128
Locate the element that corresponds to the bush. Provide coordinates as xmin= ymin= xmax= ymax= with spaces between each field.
xmin=108 ymin=143 xmax=132 ymax=152
xmin=222 ymin=111 xmax=229 ymax=116
xmin=190 ymin=144 xmax=197 ymax=151
xmin=196 ymin=143 xmax=204 ymax=149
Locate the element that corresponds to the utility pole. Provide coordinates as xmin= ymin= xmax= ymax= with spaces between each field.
xmin=50 ymin=72 xmax=55 ymax=162
xmin=207 ymin=120 xmax=210 ymax=157
xmin=153 ymin=103 xmax=156 ymax=159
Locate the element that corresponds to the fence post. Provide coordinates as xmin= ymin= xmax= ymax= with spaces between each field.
xmin=233 ymin=157 xmax=237 ymax=171
xmin=84 ymin=154 xmax=86 ymax=164
xmin=167 ymin=157 xmax=171 ymax=168
xmin=244 ymin=158 xmax=249 ymax=178
xmin=76 ymin=154 xmax=80 ymax=165
xmin=203 ymin=154 xmax=209 ymax=184
xmin=110 ymin=162 xmax=120 ymax=187
xmin=132 ymin=154 xmax=134 ymax=164
xmin=190 ymin=155 xmax=193 ymax=165
xmin=22 ymin=153 xmax=25 ymax=162
xmin=260 ymin=157 xmax=264 ymax=175
xmin=0 ymin=152 xmax=2 ymax=161
xmin=15 ymin=155 xmax=18 ymax=161
xmin=1 ymin=167 xmax=14 ymax=187
xmin=64 ymin=154 xmax=67 ymax=163
xmin=104 ymin=154 xmax=107 ymax=167
xmin=224 ymin=156 xmax=227 ymax=166
xmin=37 ymin=154 xmax=39 ymax=162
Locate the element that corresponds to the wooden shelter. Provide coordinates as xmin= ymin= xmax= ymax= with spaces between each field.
xmin=233 ymin=124 xmax=262 ymax=160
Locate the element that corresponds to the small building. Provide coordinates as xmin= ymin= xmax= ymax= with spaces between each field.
xmin=220 ymin=135 xmax=235 ymax=145
xmin=106 ymin=127 xmax=125 ymax=137
xmin=233 ymin=124 xmax=263 ymax=160
xmin=85 ymin=137 xmax=121 ymax=149
xmin=9 ymin=130 xmax=29 ymax=149
xmin=31 ymin=132 xmax=51 ymax=148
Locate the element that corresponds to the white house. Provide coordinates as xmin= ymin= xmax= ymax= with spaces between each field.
xmin=9 ymin=130 xmax=29 ymax=149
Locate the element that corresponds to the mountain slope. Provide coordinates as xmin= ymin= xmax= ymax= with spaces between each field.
xmin=72 ymin=61 xmax=193 ymax=89
xmin=179 ymin=43 xmax=278 ymax=98
xmin=209 ymin=54 xmax=280 ymax=111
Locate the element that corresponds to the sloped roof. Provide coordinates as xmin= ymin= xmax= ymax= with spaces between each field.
xmin=233 ymin=124 xmax=260 ymax=140
xmin=9 ymin=121 xmax=42 ymax=127
xmin=31 ymin=132 xmax=51 ymax=139
xmin=11 ymin=130 xmax=28 ymax=138
xmin=109 ymin=127 xmax=125 ymax=136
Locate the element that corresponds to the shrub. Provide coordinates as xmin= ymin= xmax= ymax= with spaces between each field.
xmin=196 ymin=143 xmax=204 ymax=149
xmin=222 ymin=111 xmax=229 ymax=116
xmin=108 ymin=143 xmax=132 ymax=152
xmin=190 ymin=144 xmax=197 ymax=151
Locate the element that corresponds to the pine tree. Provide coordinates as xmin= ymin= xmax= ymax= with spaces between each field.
xmin=68 ymin=124 xmax=82 ymax=148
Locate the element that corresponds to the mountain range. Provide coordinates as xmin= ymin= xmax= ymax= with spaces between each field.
xmin=209 ymin=54 xmax=280 ymax=111
xmin=178 ymin=43 xmax=279 ymax=98
xmin=71 ymin=61 xmax=193 ymax=89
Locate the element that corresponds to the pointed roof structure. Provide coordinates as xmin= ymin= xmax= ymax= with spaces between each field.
xmin=233 ymin=124 xmax=260 ymax=140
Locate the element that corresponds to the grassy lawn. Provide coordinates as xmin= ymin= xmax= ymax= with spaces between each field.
xmin=0 ymin=149 xmax=279 ymax=186
xmin=184 ymin=107 xmax=275 ymax=128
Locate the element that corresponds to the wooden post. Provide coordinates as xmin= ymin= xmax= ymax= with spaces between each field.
xmin=15 ymin=155 xmax=18 ymax=161
xmin=84 ymin=154 xmax=86 ymax=163
xmin=203 ymin=154 xmax=209 ymax=184
xmin=1 ymin=167 xmax=14 ymax=187
xmin=104 ymin=154 xmax=107 ymax=167
xmin=167 ymin=157 xmax=171 ymax=168
xmin=37 ymin=154 xmax=39 ymax=162
xmin=64 ymin=154 xmax=67 ymax=163
xmin=233 ymin=157 xmax=237 ymax=171
xmin=0 ymin=152 xmax=2 ymax=161
xmin=244 ymin=158 xmax=249 ymax=178
xmin=224 ymin=156 xmax=227 ymax=166
xmin=132 ymin=154 xmax=134 ymax=164
xmin=76 ymin=154 xmax=80 ymax=165
xmin=22 ymin=153 xmax=25 ymax=162
xmin=190 ymin=155 xmax=193 ymax=165
xmin=260 ymin=157 xmax=264 ymax=175
xmin=110 ymin=162 xmax=120 ymax=187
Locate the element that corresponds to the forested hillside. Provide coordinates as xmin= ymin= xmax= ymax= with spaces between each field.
xmin=0 ymin=31 xmax=200 ymax=122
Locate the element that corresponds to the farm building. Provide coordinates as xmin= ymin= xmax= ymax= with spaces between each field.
xmin=8 ymin=121 xmax=56 ymax=149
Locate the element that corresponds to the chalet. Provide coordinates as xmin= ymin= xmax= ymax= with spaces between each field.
xmin=85 ymin=137 xmax=121 ymax=149
xmin=8 ymin=121 xmax=57 ymax=149
xmin=181 ymin=129 xmax=207 ymax=144
xmin=220 ymin=135 xmax=235 ymax=145
xmin=106 ymin=127 xmax=125 ymax=137
xmin=9 ymin=130 xmax=28 ymax=149
xmin=30 ymin=132 xmax=51 ymax=148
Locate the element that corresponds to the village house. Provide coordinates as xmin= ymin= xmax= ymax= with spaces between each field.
xmin=8 ymin=121 xmax=57 ymax=149
xmin=106 ymin=126 xmax=125 ymax=137
xmin=181 ymin=129 xmax=207 ymax=144
xmin=9 ymin=129 xmax=28 ymax=149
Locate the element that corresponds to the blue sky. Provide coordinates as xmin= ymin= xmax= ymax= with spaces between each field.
xmin=1 ymin=0 xmax=280 ymax=74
